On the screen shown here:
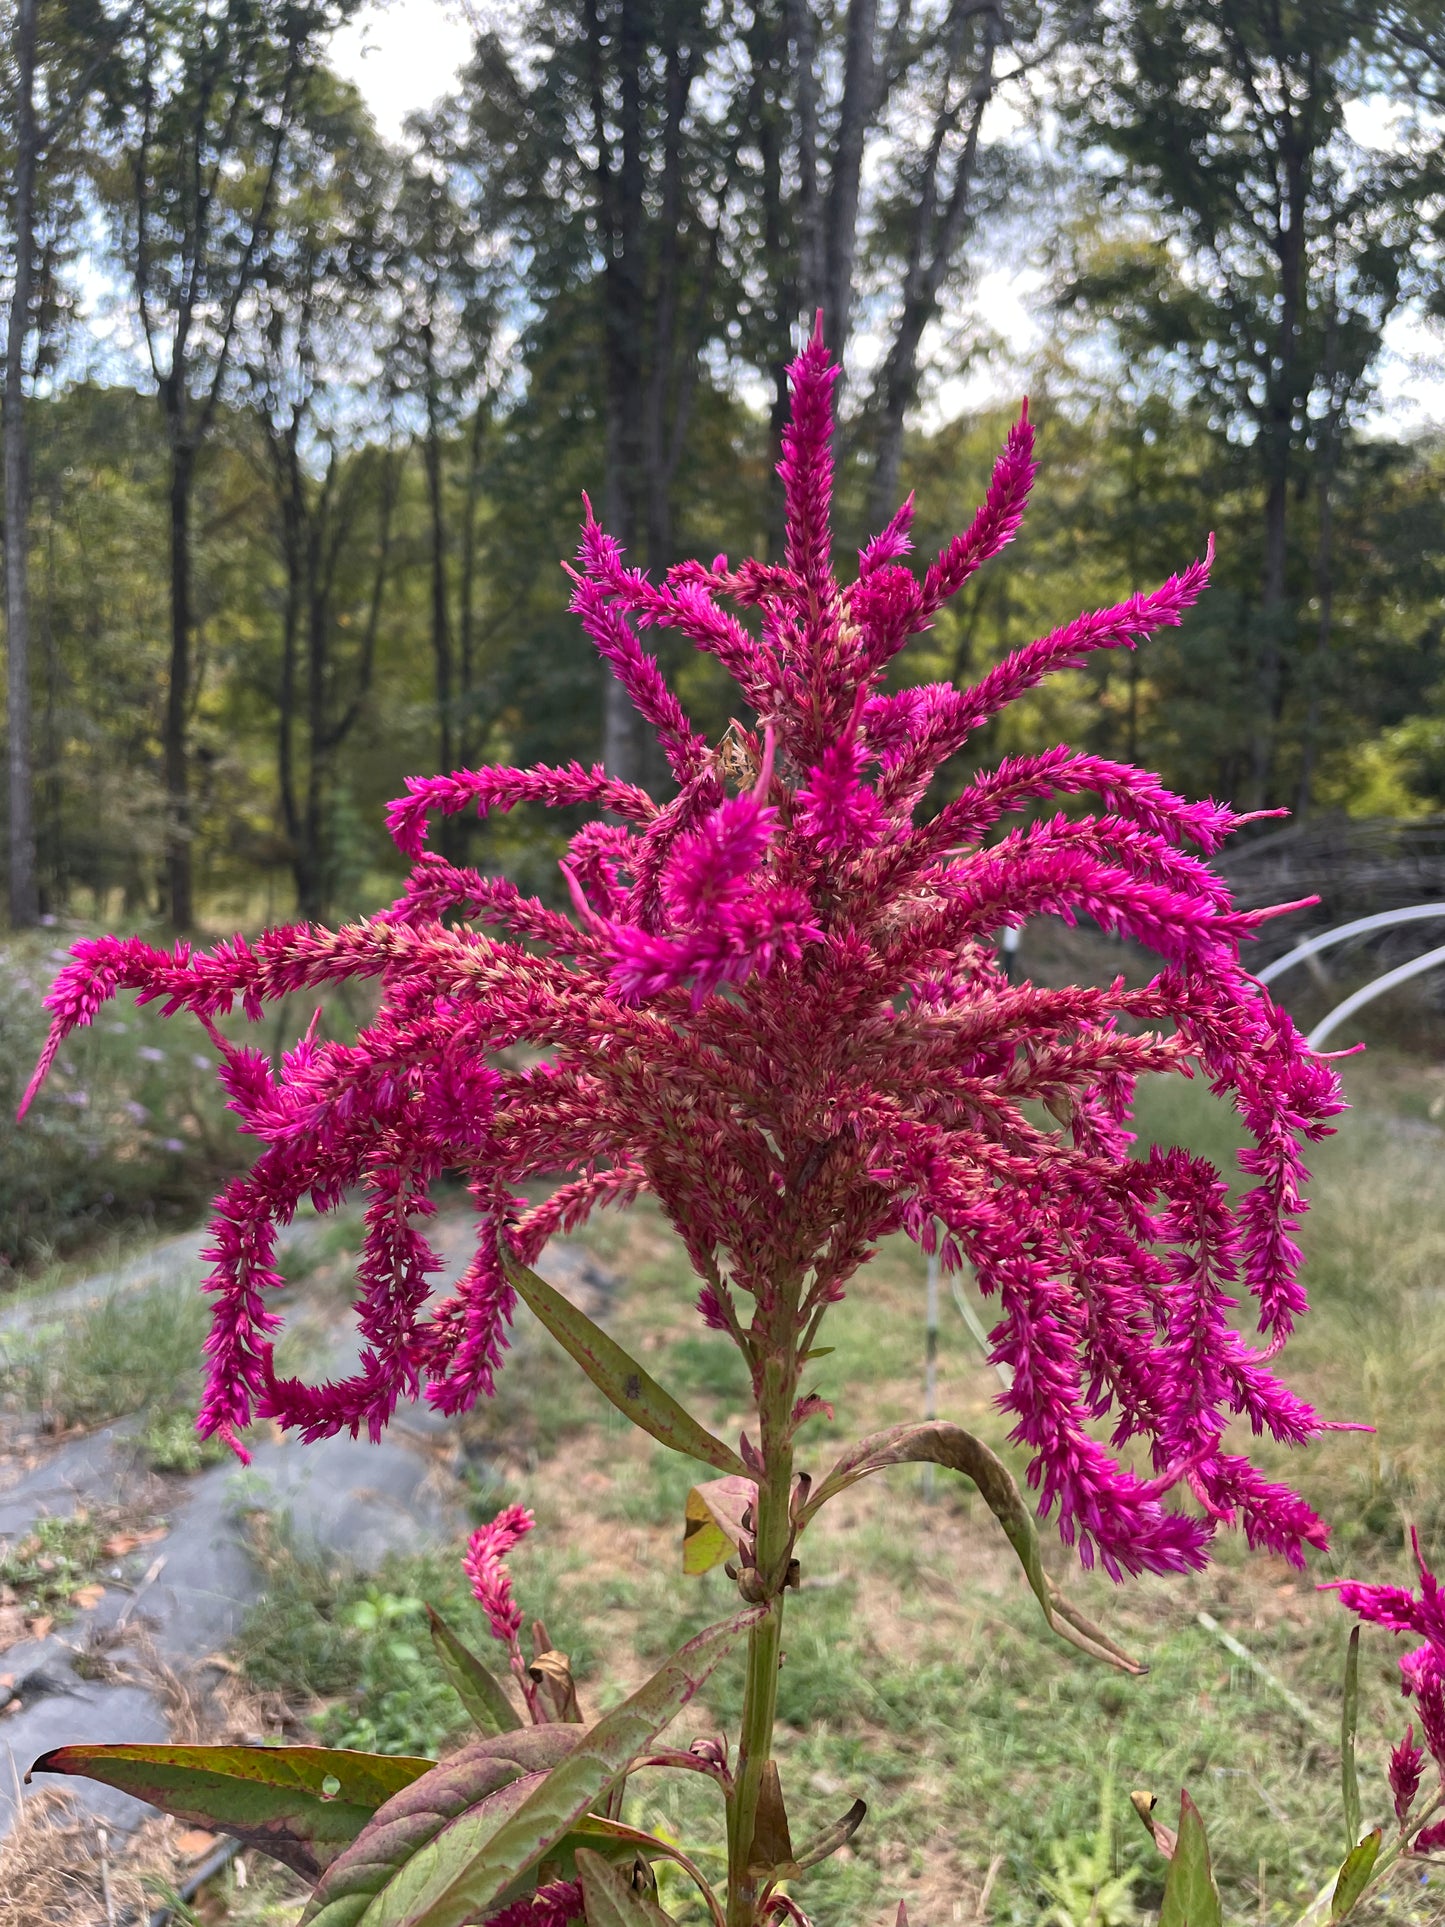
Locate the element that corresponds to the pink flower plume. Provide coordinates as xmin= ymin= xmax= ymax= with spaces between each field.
xmin=18 ymin=332 xmax=1339 ymax=1585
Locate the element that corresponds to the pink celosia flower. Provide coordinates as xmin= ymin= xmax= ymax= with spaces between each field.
xmin=1332 ymin=1530 xmax=1445 ymax=1847
xmin=20 ymin=320 xmax=1342 ymax=1581
xmin=464 ymin=1503 xmax=535 ymax=1644
xmin=483 ymin=1878 xmax=583 ymax=1927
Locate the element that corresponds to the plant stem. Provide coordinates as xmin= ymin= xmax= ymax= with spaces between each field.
xmin=726 ymin=1349 xmax=796 ymax=1927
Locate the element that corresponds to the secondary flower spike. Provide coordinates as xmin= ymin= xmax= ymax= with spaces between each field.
xmin=22 ymin=319 xmax=1342 ymax=1581
xmin=1333 ymin=1531 xmax=1445 ymax=1848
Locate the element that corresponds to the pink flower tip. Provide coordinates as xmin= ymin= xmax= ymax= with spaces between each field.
xmin=463 ymin=1503 xmax=536 ymax=1646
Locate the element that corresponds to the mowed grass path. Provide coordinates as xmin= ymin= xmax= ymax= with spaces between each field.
xmin=184 ymin=1057 xmax=1445 ymax=1924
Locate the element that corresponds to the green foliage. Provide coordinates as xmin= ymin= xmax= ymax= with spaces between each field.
xmin=0 ymin=933 xmax=245 ymax=1270
xmin=236 ymin=1536 xmax=589 ymax=1760
xmin=0 ymin=1278 xmax=214 ymax=1431
xmin=137 ymin=1406 xmax=230 ymax=1474
xmin=0 ymin=1510 xmax=107 ymax=1616
xmin=31 ymin=1740 xmax=436 ymax=1881
xmin=1158 ymin=1793 xmax=1223 ymax=1927
xmin=1039 ymin=1770 xmax=1142 ymax=1927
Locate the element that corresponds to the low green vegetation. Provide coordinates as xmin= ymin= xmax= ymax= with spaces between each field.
xmin=0 ymin=1282 xmax=213 ymax=1434
xmin=0 ymin=1209 xmax=361 ymax=1468
xmin=0 ymin=938 xmax=374 ymax=1280
xmin=0 ymin=1512 xmax=111 ymax=1620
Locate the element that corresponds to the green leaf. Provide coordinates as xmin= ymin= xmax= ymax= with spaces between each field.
xmin=804 ymin=1422 xmax=1145 ymax=1674
xmin=324 ymin=1605 xmax=760 ymax=1927
xmin=1158 ymin=1792 xmax=1222 ymax=1927
xmin=1331 ymin=1828 xmax=1382 ymax=1922
xmin=576 ymin=1846 xmax=678 ymax=1927
xmin=1341 ymin=1626 xmax=1362 ymax=1854
xmin=501 ymin=1247 xmax=746 ymax=1477
xmin=28 ymin=1743 xmax=437 ymax=1881
xmin=682 ymin=1476 xmax=755 ymax=1576
xmin=426 ymin=1607 xmax=523 ymax=1736
xmin=302 ymin=1730 xmax=583 ymax=1927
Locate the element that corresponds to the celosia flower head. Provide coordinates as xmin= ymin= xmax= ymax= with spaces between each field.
xmin=22 ymin=320 xmax=1342 ymax=1583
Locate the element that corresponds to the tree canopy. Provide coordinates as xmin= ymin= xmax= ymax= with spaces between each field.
xmin=4 ymin=0 xmax=1445 ymax=930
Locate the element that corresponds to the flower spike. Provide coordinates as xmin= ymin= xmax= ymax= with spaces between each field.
xmin=22 ymin=336 xmax=1340 ymax=1582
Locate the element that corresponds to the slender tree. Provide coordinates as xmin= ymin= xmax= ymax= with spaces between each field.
xmin=385 ymin=123 xmax=498 ymax=823
xmin=723 ymin=0 xmax=1027 ymax=528
xmin=241 ymin=73 xmax=399 ymax=919
xmin=1058 ymin=0 xmax=1445 ymax=806
xmin=100 ymin=0 xmax=353 ymax=928
xmin=453 ymin=0 xmax=739 ymax=783
xmin=2 ymin=0 xmax=131 ymax=925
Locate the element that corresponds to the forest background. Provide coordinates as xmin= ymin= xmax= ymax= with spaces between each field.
xmin=6 ymin=0 xmax=1445 ymax=944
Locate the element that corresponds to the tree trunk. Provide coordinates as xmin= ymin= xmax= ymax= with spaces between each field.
xmin=422 ymin=347 xmax=455 ymax=785
xmin=4 ymin=0 xmax=40 ymax=929
xmin=459 ymin=403 xmax=485 ymax=771
xmin=164 ymin=432 xmax=196 ymax=931
xmin=823 ymin=0 xmax=878 ymax=358
xmin=600 ymin=424 xmax=642 ymax=783
xmin=1297 ymin=298 xmax=1343 ymax=819
xmin=784 ymin=0 xmax=822 ymax=323
xmin=588 ymin=0 xmax=649 ymax=784
xmin=867 ymin=4 xmax=998 ymax=525
xmin=301 ymin=550 xmax=330 ymax=921
xmin=278 ymin=570 xmax=306 ymax=911
xmin=1248 ymin=142 xmax=1308 ymax=810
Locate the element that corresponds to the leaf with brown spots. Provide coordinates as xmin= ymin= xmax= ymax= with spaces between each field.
xmin=28 ymin=1742 xmax=439 ymax=1880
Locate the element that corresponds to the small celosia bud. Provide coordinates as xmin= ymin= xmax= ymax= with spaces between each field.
xmin=1390 ymin=1724 xmax=1424 ymax=1826
xmin=463 ymin=1504 xmax=534 ymax=1644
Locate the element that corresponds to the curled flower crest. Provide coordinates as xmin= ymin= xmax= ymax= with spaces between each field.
xmin=22 ymin=319 xmax=1343 ymax=1583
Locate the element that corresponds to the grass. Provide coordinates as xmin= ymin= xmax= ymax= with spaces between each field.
xmin=209 ymin=1074 xmax=1445 ymax=1926
xmin=0 ymin=1508 xmax=159 ymax=1622
xmin=0 ymin=1205 xmax=364 ymax=1469
xmin=0 ymin=1512 xmax=108 ymax=1618
xmin=0 ymin=1281 xmax=212 ymax=1430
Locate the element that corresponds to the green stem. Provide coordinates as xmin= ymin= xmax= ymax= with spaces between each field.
xmin=726 ymin=1351 xmax=796 ymax=1927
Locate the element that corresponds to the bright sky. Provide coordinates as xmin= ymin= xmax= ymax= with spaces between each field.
xmin=329 ymin=0 xmax=474 ymax=140
xmin=328 ymin=2 xmax=1445 ymax=437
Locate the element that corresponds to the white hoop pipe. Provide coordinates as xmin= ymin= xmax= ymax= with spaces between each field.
xmin=1307 ymin=939 xmax=1445 ymax=1048
xmin=1257 ymin=903 xmax=1445 ymax=986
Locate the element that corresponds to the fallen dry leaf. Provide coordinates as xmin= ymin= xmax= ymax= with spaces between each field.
xmin=102 ymin=1534 xmax=139 ymax=1558
xmin=175 ymin=1829 xmax=218 ymax=1858
xmin=26 ymin=1615 xmax=52 ymax=1640
xmin=69 ymin=1584 xmax=105 ymax=1610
